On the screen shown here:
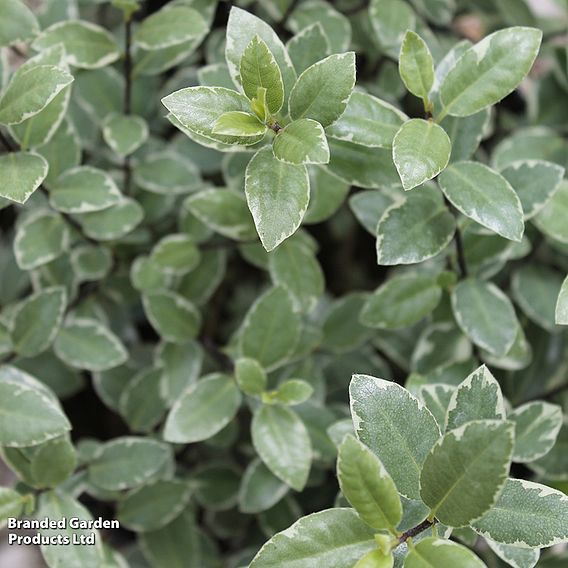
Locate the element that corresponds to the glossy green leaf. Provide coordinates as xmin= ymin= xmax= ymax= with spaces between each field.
xmin=444 ymin=110 xmax=491 ymax=163
xmin=252 ymin=404 xmax=311 ymax=491
xmin=557 ymin=275 xmax=568 ymax=325
xmin=272 ymin=379 xmax=314 ymax=406
xmin=134 ymin=152 xmax=201 ymax=195
xmin=268 ymin=238 xmax=324 ymax=312
xmin=377 ymin=186 xmax=455 ymax=265
xmin=138 ymin=509 xmax=207 ymax=568
xmin=245 ymin=147 xmax=309 ymax=252
xmin=0 ymin=0 xmax=39 ymax=47
xmin=150 ymin=234 xmax=200 ymax=276
xmin=102 ymin=113 xmax=149 ymax=157
xmin=404 ymin=538 xmax=486 ymax=568
xmin=273 ymin=119 xmax=330 ymax=165
xmin=472 ymin=478 xmax=568 ymax=548
xmin=288 ymin=0 xmax=351 ymax=54
xmin=512 ymin=266 xmax=564 ymax=332
xmin=49 ymin=166 xmax=122 ymax=213
xmin=235 ymin=357 xmax=267 ymax=396
xmin=420 ymin=420 xmax=514 ymax=527
xmin=10 ymin=85 xmax=71 ymax=149
xmin=185 ymin=188 xmax=257 ymax=241
xmin=11 ymin=287 xmax=66 ymax=357
xmin=212 ymin=111 xmax=267 ymax=137
xmin=370 ymin=0 xmax=416 ymax=51
xmin=392 ymin=119 xmax=451 ymax=190
xmin=533 ymin=180 xmax=568 ymax=244
xmin=355 ymin=550 xmax=394 ymax=568
xmin=156 ymin=340 xmax=202 ymax=404
xmin=239 ymin=458 xmax=288 ymax=514
xmin=14 ymin=209 xmax=69 ymax=270
xmin=289 ymin=53 xmax=356 ymax=128
xmin=32 ymin=20 xmax=121 ymax=69
xmin=38 ymin=490 xmax=105 ymax=568
xmin=326 ymin=92 xmax=407 ymax=149
xmin=225 ymin=7 xmax=296 ymax=106
xmin=75 ymin=197 xmax=144 ymax=241
xmin=162 ymin=86 xmax=267 ymax=146
xmin=438 ymin=161 xmax=524 ymax=241
xmin=119 ymin=368 xmax=165 ymax=434
xmin=510 ymin=402 xmax=563 ymax=463
xmin=164 ymin=374 xmax=241 ymax=443
xmin=88 ymin=437 xmax=172 ymax=491
xmin=452 ymin=279 xmax=518 ymax=357
xmin=360 ymin=273 xmax=442 ymax=329
xmin=54 ymin=318 xmax=128 ymax=372
xmin=349 ymin=190 xmax=394 ymax=235
xmin=0 ymin=152 xmax=48 ymax=204
xmin=29 ymin=434 xmax=76 ymax=488
xmin=399 ymin=31 xmax=434 ymax=102
xmin=142 ymin=291 xmax=201 ymax=343
xmin=133 ymin=5 xmax=207 ymax=50
xmin=239 ymin=286 xmax=301 ymax=371
xmin=350 ymin=374 xmax=440 ymax=500
xmin=250 ymin=508 xmax=376 ymax=568
xmin=420 ymin=384 xmax=456 ymax=430
xmin=530 ymin=422 xmax=568 ymax=481
xmin=286 ymin=23 xmax=331 ymax=75
xmin=240 ymin=35 xmax=284 ymax=114
xmin=0 ymin=380 xmax=70 ymax=447
xmin=485 ymin=539 xmax=539 ymax=568
xmin=117 ymin=480 xmax=191 ymax=532
xmin=0 ymin=65 xmax=73 ymax=126
xmin=500 ymin=160 xmax=564 ymax=220
xmin=337 ymin=435 xmax=402 ymax=531
xmin=0 ymin=487 xmax=26 ymax=527
xmin=327 ymin=139 xmax=400 ymax=189
xmin=445 ymin=365 xmax=506 ymax=431
xmin=439 ymin=27 xmax=542 ymax=117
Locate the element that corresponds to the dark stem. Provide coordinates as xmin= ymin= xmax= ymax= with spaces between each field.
xmin=341 ymin=0 xmax=369 ymax=16
xmin=9 ymin=45 xmax=26 ymax=58
xmin=123 ymin=16 xmax=133 ymax=195
xmin=0 ymin=129 xmax=17 ymax=152
xmin=454 ymin=224 xmax=468 ymax=279
xmin=124 ymin=17 xmax=133 ymax=116
xmin=443 ymin=196 xmax=468 ymax=279
xmin=279 ymin=0 xmax=301 ymax=26
xmin=398 ymin=518 xmax=436 ymax=545
xmin=524 ymin=381 xmax=568 ymax=403
xmin=0 ymin=352 xmax=17 ymax=365
xmin=201 ymin=338 xmax=234 ymax=372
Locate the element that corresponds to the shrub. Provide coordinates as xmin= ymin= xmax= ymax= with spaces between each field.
xmin=0 ymin=0 xmax=568 ymax=567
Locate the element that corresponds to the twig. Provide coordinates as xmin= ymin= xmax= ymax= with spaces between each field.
xmin=341 ymin=0 xmax=369 ymax=16
xmin=453 ymin=224 xmax=468 ymax=279
xmin=443 ymin=196 xmax=468 ymax=279
xmin=523 ymin=381 xmax=568 ymax=403
xmin=123 ymin=16 xmax=133 ymax=195
xmin=398 ymin=518 xmax=436 ymax=545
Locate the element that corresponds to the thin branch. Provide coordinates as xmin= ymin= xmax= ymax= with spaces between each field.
xmin=443 ymin=196 xmax=468 ymax=279
xmin=453 ymin=224 xmax=468 ymax=279
xmin=123 ymin=16 xmax=134 ymax=195
xmin=523 ymin=381 xmax=568 ymax=404
xmin=398 ymin=518 xmax=436 ymax=545
xmin=341 ymin=0 xmax=369 ymax=16
xmin=0 ymin=352 xmax=17 ymax=365
xmin=0 ymin=129 xmax=17 ymax=152
xmin=201 ymin=338 xmax=234 ymax=372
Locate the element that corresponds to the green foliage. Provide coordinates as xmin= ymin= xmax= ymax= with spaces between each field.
xmin=0 ymin=1 xmax=567 ymax=567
